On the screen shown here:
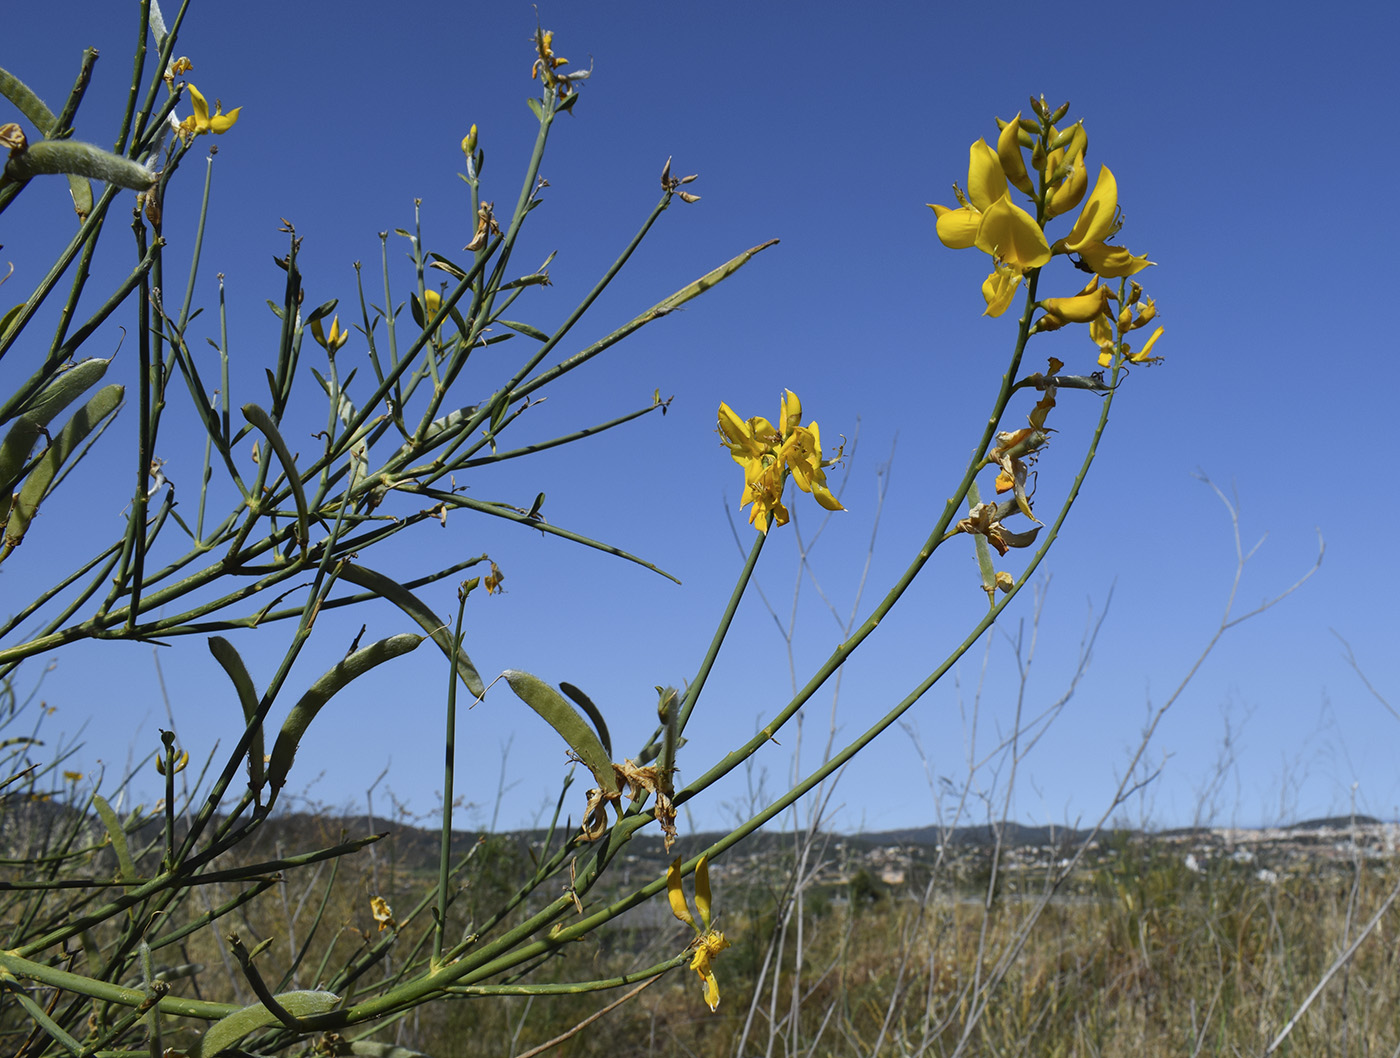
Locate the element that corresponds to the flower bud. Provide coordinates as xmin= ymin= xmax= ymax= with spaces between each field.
xmin=1040 ymin=282 xmax=1109 ymax=324
xmin=461 ymin=123 xmax=478 ymax=157
xmin=997 ymin=113 xmax=1035 ymax=196
xmin=1048 ymin=101 xmax=1071 ymax=125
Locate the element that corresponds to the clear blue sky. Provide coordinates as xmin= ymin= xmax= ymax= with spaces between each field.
xmin=6 ymin=0 xmax=1398 ymax=834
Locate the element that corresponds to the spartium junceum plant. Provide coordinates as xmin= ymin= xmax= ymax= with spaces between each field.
xmin=0 ymin=6 xmax=1160 ymax=1046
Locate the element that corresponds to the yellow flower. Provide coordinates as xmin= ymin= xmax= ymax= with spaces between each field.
xmin=310 ymin=315 xmax=349 ymax=354
xmin=1055 ymin=166 xmax=1152 ymax=278
xmin=1098 ymin=324 xmax=1164 ymax=368
xmin=668 ymin=855 xmax=730 ymax=1012
xmin=531 ymin=28 xmax=573 ymax=99
xmin=461 ymin=123 xmax=478 ymax=157
xmin=155 ymin=748 xmax=188 ymax=775
xmin=1039 ymin=278 xmax=1111 ymax=326
xmin=178 ymin=84 xmax=240 ymax=140
xmin=929 ymin=140 xmax=1050 ymax=318
xmin=717 ymin=391 xmax=844 ymax=533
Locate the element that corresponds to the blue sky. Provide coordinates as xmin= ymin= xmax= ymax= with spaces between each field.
xmin=5 ymin=1 xmax=1398 ymax=835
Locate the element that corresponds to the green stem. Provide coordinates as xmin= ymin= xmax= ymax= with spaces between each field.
xmin=434 ymin=586 xmax=472 ymax=969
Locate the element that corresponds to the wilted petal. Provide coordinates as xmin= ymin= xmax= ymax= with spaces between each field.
xmin=975 ymin=195 xmax=1051 ymax=271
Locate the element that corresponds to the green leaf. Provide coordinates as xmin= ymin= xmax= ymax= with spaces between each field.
xmin=427 ymin=253 xmax=468 ymax=280
xmin=526 ymin=97 xmax=544 ymax=120
xmin=496 ymin=319 xmax=549 ymax=342
xmin=0 ymin=303 xmax=23 ymax=342
xmin=267 ymin=634 xmax=423 ymax=791
xmin=503 ymin=670 xmax=617 ymax=794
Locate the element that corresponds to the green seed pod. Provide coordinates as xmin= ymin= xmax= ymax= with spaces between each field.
xmin=194 ymin=990 xmax=340 ymax=1057
xmin=5 ymin=139 xmax=155 ymax=191
xmin=266 ymin=634 xmax=423 ymax=791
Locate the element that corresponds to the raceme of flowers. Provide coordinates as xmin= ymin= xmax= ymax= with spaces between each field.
xmin=927 ymin=97 xmax=1162 ymax=373
xmin=717 ymin=390 xmax=844 ymax=534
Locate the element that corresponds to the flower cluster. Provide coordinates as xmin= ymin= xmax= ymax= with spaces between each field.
xmin=717 ymin=390 xmax=844 ymax=533
xmin=934 ymin=99 xmax=1166 ymax=603
xmin=928 ymin=97 xmax=1160 ymax=371
xmin=668 ymin=855 xmax=730 ymax=1012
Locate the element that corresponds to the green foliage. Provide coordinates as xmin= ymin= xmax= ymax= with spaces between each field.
xmin=0 ymin=8 xmax=1200 ymax=1058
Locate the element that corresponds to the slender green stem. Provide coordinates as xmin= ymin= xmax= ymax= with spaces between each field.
xmin=434 ymin=585 xmax=472 ymax=968
xmin=677 ymin=525 xmax=766 ymax=733
xmin=177 ymin=153 xmax=215 ymax=329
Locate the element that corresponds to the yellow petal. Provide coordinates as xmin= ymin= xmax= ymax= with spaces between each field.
xmin=1063 ymin=165 xmax=1119 ymax=252
xmin=717 ymin=404 xmax=767 ymax=462
xmin=981 ymin=267 xmax=1021 ymax=318
xmin=997 ymin=115 xmax=1035 ymax=196
xmin=208 ymin=107 xmax=240 ymax=134
xmin=975 ymin=196 xmax=1051 ymax=271
xmin=930 ymin=203 xmax=981 ymax=249
xmin=187 ymin=84 xmax=210 ymax=127
xmin=779 ymin=390 xmax=802 ymax=438
xmin=694 ymin=854 xmax=712 ymax=930
xmin=667 ymin=857 xmax=697 ymax=928
xmin=1045 ymin=150 xmax=1087 ymax=219
xmin=1040 ymin=284 xmax=1109 ymax=323
xmin=966 ymin=139 xmax=1007 ymax=212
xmin=1129 ymin=324 xmax=1164 ymax=362
xmin=1076 ymin=240 xmax=1153 ymax=278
